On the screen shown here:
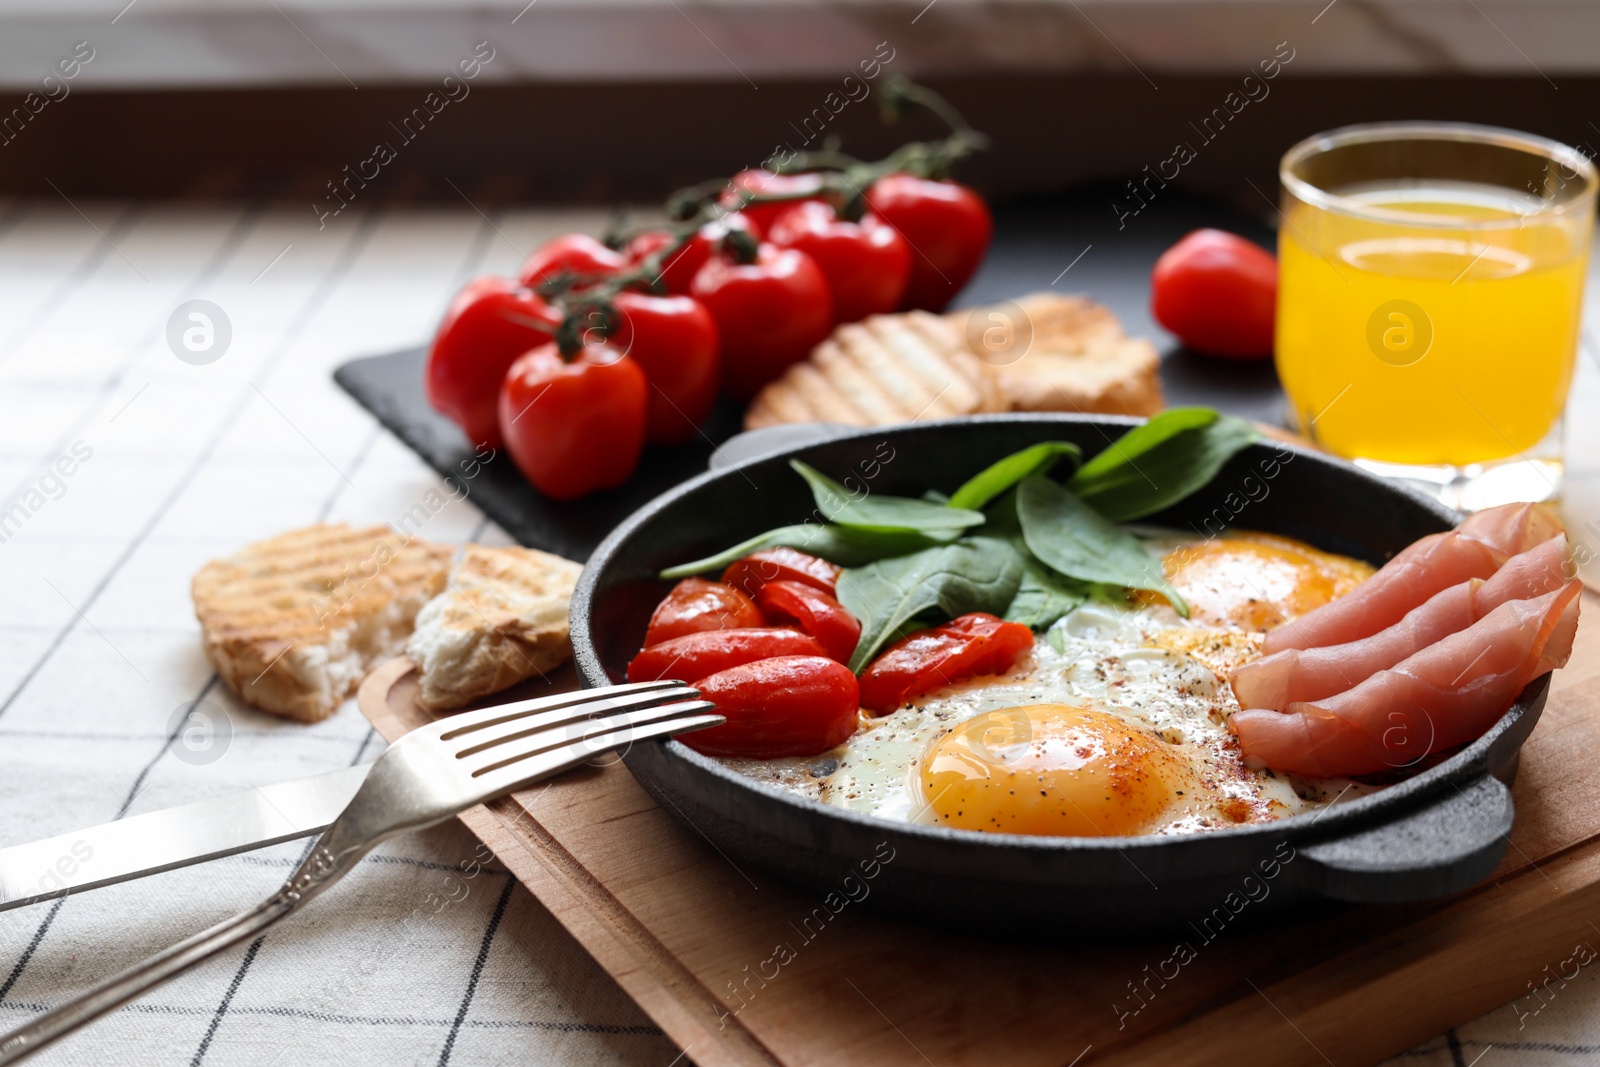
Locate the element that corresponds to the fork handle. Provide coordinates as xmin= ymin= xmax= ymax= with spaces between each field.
xmin=0 ymin=836 xmax=357 ymax=1065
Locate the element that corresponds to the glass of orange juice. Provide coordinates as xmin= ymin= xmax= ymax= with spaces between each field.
xmin=1276 ymin=122 xmax=1596 ymax=509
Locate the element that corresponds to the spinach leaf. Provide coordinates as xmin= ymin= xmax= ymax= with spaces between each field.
xmin=836 ymin=537 xmax=1023 ymax=672
xmin=1067 ymin=407 xmax=1259 ymax=522
xmin=791 ymin=460 xmax=985 ymax=537
xmin=1016 ymin=474 xmax=1189 ymax=617
xmin=1004 ymin=548 xmax=1089 ymax=630
xmin=947 ymin=441 xmax=1083 ymax=512
xmin=659 ymin=523 xmax=939 ymax=579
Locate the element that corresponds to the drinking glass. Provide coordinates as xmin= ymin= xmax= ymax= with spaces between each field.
xmin=1276 ymin=122 xmax=1596 ymax=510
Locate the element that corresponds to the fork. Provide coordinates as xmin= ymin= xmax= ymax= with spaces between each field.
xmin=0 ymin=679 xmax=719 ymax=1065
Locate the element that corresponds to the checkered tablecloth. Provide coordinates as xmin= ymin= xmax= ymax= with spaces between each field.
xmin=0 ymin=199 xmax=1597 ymax=1067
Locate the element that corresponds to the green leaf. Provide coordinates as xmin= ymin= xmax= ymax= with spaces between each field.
xmin=1004 ymin=548 xmax=1089 ymax=629
xmin=791 ymin=460 xmax=985 ymax=537
xmin=836 ymin=537 xmax=1023 ymax=672
xmin=1016 ymin=474 xmax=1189 ymax=617
xmin=1067 ymin=407 xmax=1259 ymax=522
xmin=947 ymin=441 xmax=1083 ymax=512
xmin=659 ymin=524 xmax=940 ymax=579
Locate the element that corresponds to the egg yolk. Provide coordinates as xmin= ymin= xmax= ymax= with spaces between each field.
xmin=1151 ymin=532 xmax=1372 ymax=630
xmin=920 ymin=704 xmax=1192 ymax=837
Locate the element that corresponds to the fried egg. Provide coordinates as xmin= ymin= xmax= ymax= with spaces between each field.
xmin=720 ymin=529 xmax=1377 ymax=838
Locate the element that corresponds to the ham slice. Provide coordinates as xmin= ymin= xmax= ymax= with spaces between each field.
xmin=1232 ymin=535 xmax=1573 ymax=710
xmin=1232 ymin=580 xmax=1582 ymax=778
xmin=1263 ymin=502 xmax=1563 ymax=655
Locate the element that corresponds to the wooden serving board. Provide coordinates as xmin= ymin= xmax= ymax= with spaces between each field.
xmin=358 ymin=598 xmax=1600 ymax=1067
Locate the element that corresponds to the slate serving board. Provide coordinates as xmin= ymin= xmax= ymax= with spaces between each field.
xmin=334 ymin=188 xmax=1282 ymax=560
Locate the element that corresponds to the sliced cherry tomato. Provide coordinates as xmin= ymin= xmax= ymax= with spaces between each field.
xmin=753 ymin=580 xmax=861 ymax=663
xmin=496 ymin=341 xmax=646 ymax=500
xmin=625 ymin=213 xmax=762 ymax=296
xmin=721 ymin=547 xmax=841 ymax=599
xmin=767 ymin=200 xmax=911 ymax=324
xmin=607 ymin=292 xmax=719 ymax=445
xmin=517 ymin=233 xmax=626 ymax=291
xmin=718 ymin=169 xmax=827 ymax=232
xmin=1150 ymin=228 xmax=1277 ymax=359
xmin=691 ymin=243 xmax=833 ymax=400
xmin=681 ymin=655 xmax=860 ymax=759
xmin=627 ymin=627 xmax=826 ymax=684
xmin=644 ymin=578 xmax=765 ymax=647
xmin=426 ymin=276 xmax=563 ymax=449
xmin=865 ymin=174 xmax=992 ymax=312
xmin=858 ymin=613 xmax=1034 ymax=714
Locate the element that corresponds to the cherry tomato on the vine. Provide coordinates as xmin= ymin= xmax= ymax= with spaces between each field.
xmin=865 ymin=174 xmax=993 ymax=312
xmin=718 ymin=169 xmax=827 ymax=232
xmin=858 ymin=613 xmax=1033 ymax=714
xmin=496 ymin=341 xmax=647 ymax=501
xmin=691 ymin=244 xmax=833 ymax=400
xmin=608 ymin=292 xmax=720 ymax=445
xmin=425 ymin=276 xmax=562 ymax=449
xmin=644 ymin=578 xmax=765 ymax=647
xmin=625 ymin=213 xmax=762 ymax=296
xmin=627 ymin=627 xmax=826 ymax=684
xmin=681 ymin=655 xmax=860 ymax=759
xmin=517 ymin=233 xmax=627 ymax=291
xmin=767 ymin=201 xmax=911 ymax=324
xmin=1150 ymin=228 xmax=1277 ymax=360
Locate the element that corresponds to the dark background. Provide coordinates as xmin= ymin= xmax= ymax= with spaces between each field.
xmin=8 ymin=75 xmax=1597 ymax=212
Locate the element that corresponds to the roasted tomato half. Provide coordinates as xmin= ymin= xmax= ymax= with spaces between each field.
xmin=753 ymin=580 xmax=861 ymax=664
xmin=643 ymin=578 xmax=765 ymax=647
xmin=859 ymin=613 xmax=1034 ymax=714
xmin=721 ymin=547 xmax=842 ymax=599
xmin=680 ymin=655 xmax=860 ymax=759
xmin=627 ymin=627 xmax=826 ymax=684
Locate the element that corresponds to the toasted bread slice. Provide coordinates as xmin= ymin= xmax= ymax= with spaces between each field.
xmin=948 ymin=293 xmax=1165 ymax=417
xmin=408 ymin=545 xmax=584 ymax=711
xmin=744 ymin=311 xmax=1000 ymax=429
xmin=193 ymin=525 xmax=451 ymax=723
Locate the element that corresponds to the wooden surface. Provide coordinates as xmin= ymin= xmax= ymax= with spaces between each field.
xmin=358 ymin=595 xmax=1600 ymax=1067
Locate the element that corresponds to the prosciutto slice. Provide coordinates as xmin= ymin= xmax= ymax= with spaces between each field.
xmin=1232 ymin=580 xmax=1581 ymax=778
xmin=1262 ymin=502 xmax=1563 ymax=655
xmin=1232 ymin=535 xmax=1572 ymax=710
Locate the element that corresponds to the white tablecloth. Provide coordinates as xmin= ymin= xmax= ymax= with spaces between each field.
xmin=0 ymin=200 xmax=1595 ymax=1067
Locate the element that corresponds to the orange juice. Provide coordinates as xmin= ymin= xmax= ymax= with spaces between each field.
xmin=1275 ymin=182 xmax=1589 ymax=466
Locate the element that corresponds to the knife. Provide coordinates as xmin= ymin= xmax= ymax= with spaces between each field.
xmin=0 ymin=764 xmax=370 ymax=912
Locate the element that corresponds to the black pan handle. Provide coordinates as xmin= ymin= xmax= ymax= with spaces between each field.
xmin=1284 ymin=774 xmax=1514 ymax=903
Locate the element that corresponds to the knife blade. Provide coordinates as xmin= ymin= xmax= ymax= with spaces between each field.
xmin=0 ymin=763 xmax=371 ymax=912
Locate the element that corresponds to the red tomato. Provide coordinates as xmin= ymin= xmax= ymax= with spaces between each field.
xmin=607 ymin=292 xmax=719 ymax=445
xmin=426 ymin=276 xmax=563 ymax=449
xmin=753 ymin=580 xmax=861 ymax=663
xmin=496 ymin=342 xmax=647 ymax=500
xmin=718 ymin=169 xmax=827 ymax=231
xmin=627 ymin=627 xmax=826 ymax=684
xmin=865 ymin=174 xmax=992 ymax=312
xmin=858 ymin=613 xmax=1034 ymax=714
xmin=1150 ymin=229 xmax=1277 ymax=359
xmin=721 ymin=548 xmax=841 ymax=599
xmin=767 ymin=201 xmax=911 ymax=324
xmin=691 ymin=244 xmax=833 ymax=400
xmin=681 ymin=656 xmax=860 ymax=759
xmin=517 ymin=233 xmax=627 ymax=291
xmin=625 ymin=214 xmax=762 ymax=296
xmin=644 ymin=578 xmax=766 ymax=647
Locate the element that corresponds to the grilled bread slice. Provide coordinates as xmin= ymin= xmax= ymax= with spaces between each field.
xmin=744 ymin=311 xmax=1000 ymax=429
xmin=407 ymin=545 xmax=584 ymax=711
xmin=949 ymin=293 xmax=1165 ymax=417
xmin=193 ymin=525 xmax=451 ymax=723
